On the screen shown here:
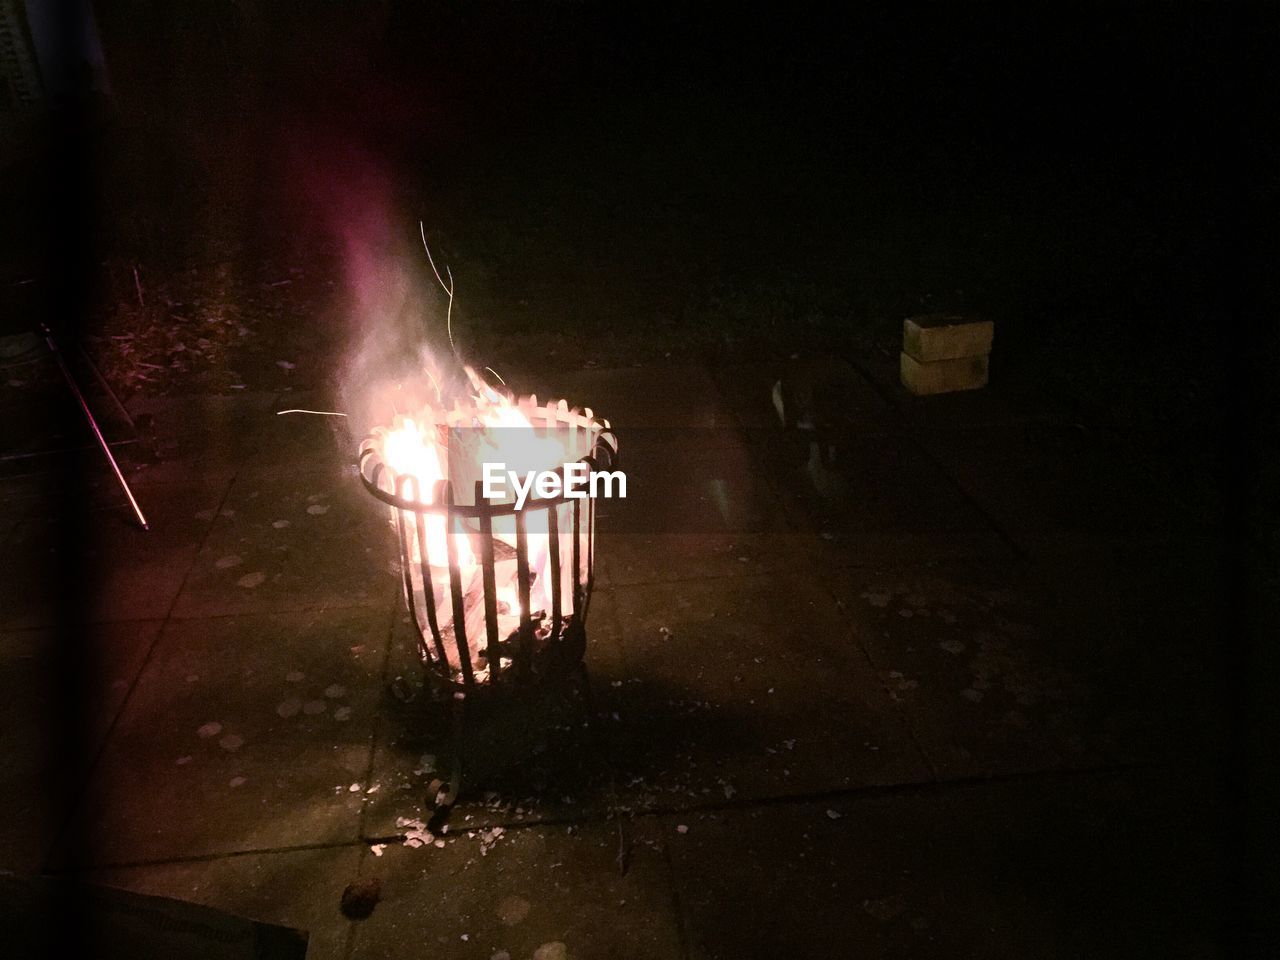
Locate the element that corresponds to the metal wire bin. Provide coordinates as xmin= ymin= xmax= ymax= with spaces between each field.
xmin=358 ymin=398 xmax=617 ymax=805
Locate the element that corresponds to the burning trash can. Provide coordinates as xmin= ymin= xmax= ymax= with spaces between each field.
xmin=358 ymin=376 xmax=617 ymax=804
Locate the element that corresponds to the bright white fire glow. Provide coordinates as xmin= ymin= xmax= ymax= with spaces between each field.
xmin=381 ymin=416 xmax=475 ymax=567
xmin=372 ymin=364 xmax=591 ymax=676
xmin=382 ymin=417 xmax=443 ymax=489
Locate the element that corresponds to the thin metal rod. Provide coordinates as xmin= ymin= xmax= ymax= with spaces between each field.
xmin=443 ymin=487 xmax=474 ymax=686
xmin=74 ymin=343 xmax=137 ymax=432
xmin=572 ymin=494 xmax=582 ymax=616
xmin=476 ymin=481 xmax=500 ymax=683
xmin=587 ymin=471 xmax=595 ymax=591
xmin=41 ymin=324 xmax=148 ymax=531
xmin=514 ymin=507 xmax=533 ymax=679
xmin=412 ymin=505 xmax=449 ymax=670
xmin=547 ymin=502 xmax=562 ymax=641
xmin=394 ymin=488 xmax=427 ymax=662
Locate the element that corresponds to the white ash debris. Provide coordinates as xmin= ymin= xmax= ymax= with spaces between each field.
xmin=469 ymin=826 xmax=506 ymax=856
xmin=478 ymin=792 xmax=538 ymax=819
xmin=397 ymin=816 xmax=436 ymax=848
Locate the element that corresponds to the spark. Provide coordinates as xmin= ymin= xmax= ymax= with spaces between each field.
xmin=424 ymin=368 xmax=443 ymax=402
xmin=276 ymin=409 xmax=348 ymax=417
xmin=419 ymin=221 xmax=456 ymax=353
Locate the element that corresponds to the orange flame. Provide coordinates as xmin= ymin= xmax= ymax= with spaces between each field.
xmin=375 ymin=365 xmax=576 ymax=659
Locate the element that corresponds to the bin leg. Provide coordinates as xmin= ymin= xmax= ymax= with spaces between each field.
xmin=427 ymin=692 xmax=466 ymax=812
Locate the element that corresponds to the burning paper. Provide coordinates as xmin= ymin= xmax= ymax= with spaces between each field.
xmin=361 ymin=363 xmax=608 ymax=681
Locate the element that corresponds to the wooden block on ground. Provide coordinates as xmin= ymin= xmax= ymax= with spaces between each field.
xmin=903 ymin=315 xmax=994 ymax=362
xmin=900 ymin=351 xmax=989 ymax=395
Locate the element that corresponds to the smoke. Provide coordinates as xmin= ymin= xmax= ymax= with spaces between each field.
xmin=300 ymin=141 xmax=466 ymax=441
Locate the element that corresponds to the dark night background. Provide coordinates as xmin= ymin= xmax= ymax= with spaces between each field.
xmin=2 ymin=2 xmax=1278 ymax=957
xmin=6 ymin=4 xmax=1275 ymax=498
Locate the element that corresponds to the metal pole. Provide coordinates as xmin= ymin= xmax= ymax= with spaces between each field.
xmin=40 ymin=324 xmax=149 ymax=531
xmin=75 ymin=342 xmax=138 ymax=432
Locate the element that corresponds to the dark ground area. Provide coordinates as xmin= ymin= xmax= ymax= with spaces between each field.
xmin=1 ymin=3 xmax=1277 ymax=958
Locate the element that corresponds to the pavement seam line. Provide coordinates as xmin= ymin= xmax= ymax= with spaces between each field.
xmin=64 ymin=756 xmax=1192 ymax=874
xmin=660 ymin=835 xmax=694 ymax=960
xmin=41 ymin=470 xmax=242 ymax=874
xmin=847 ymin=353 xmax=1031 ymax=562
xmin=343 ymin=582 xmax=401 ymax=960
xmin=814 ymin=572 xmax=939 ymax=782
xmin=352 ymin=755 xmax=1178 ymax=844
xmin=354 ymin=582 xmax=403 ymax=842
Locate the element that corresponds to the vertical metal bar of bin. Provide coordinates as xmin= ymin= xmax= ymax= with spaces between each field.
xmin=571 ymin=492 xmax=582 ymax=616
xmin=586 ymin=460 xmax=596 ymax=597
xmin=475 ymin=481 xmax=500 ymax=683
xmin=547 ymin=500 xmax=562 ymax=640
xmin=394 ymin=475 xmax=427 ymax=663
xmin=412 ymin=480 xmax=449 ymax=670
xmin=514 ymin=507 xmax=533 ymax=679
xmin=443 ymin=486 xmax=474 ymax=687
